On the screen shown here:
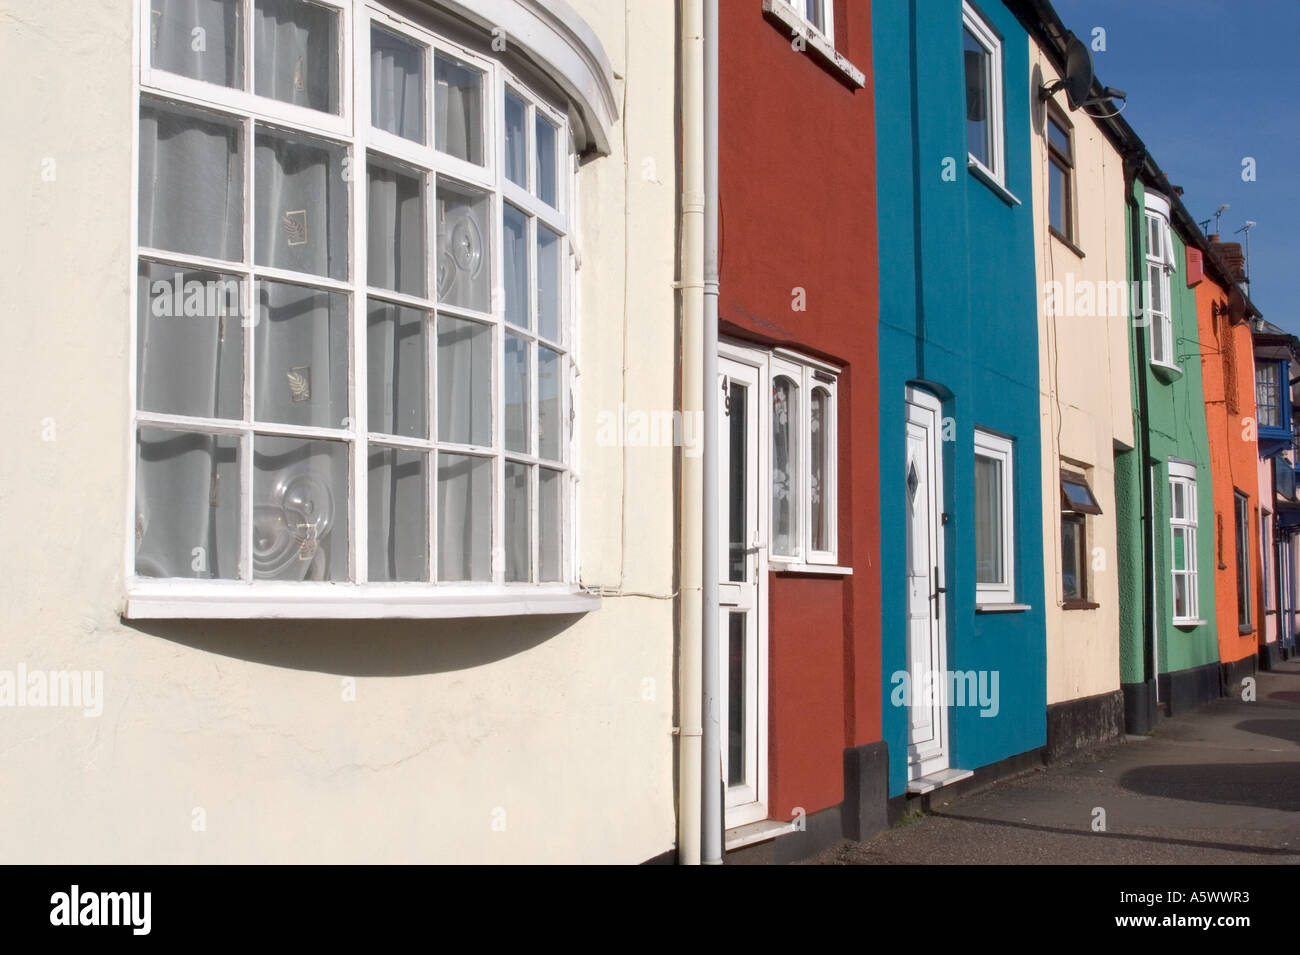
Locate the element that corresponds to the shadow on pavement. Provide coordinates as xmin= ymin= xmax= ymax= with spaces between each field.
xmin=1235 ymin=718 xmax=1300 ymax=745
xmin=1119 ymin=762 xmax=1300 ymax=811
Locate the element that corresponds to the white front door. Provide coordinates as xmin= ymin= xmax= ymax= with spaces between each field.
xmin=904 ymin=387 xmax=949 ymax=779
xmin=718 ymin=351 xmax=768 ymax=827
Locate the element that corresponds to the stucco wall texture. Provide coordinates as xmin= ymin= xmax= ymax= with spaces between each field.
xmin=0 ymin=0 xmax=680 ymax=863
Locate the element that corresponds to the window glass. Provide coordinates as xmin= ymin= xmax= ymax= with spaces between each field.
xmin=772 ymin=376 xmax=799 ymax=557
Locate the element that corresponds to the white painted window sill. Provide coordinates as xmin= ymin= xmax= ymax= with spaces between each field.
xmin=771 ymin=562 xmax=853 ymax=576
xmin=761 ymin=0 xmax=866 ymax=88
xmin=123 ymin=580 xmax=602 ymax=620
xmin=724 ymin=818 xmax=799 ymax=852
xmin=976 ymin=602 xmax=1032 ymax=613
xmin=967 ymin=159 xmax=1021 ymax=206
xmin=1173 ymin=618 xmax=1208 ymax=630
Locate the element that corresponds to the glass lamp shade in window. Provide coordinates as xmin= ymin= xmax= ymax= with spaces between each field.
xmin=771 ymin=376 xmax=799 ymax=556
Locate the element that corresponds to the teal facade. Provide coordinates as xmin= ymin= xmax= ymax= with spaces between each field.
xmin=873 ymin=0 xmax=1047 ymax=797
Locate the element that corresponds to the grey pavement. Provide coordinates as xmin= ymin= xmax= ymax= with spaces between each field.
xmin=815 ymin=659 xmax=1300 ymax=864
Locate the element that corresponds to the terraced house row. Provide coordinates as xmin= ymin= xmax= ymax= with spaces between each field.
xmin=1 ymin=0 xmax=1291 ymax=864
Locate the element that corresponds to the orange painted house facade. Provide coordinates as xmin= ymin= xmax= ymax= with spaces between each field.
xmin=1194 ymin=249 xmax=1262 ymax=686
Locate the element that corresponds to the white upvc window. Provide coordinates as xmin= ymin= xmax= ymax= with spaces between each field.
xmin=768 ymin=351 xmax=839 ymax=566
xmin=785 ymin=0 xmax=833 ymax=40
xmin=974 ymin=429 xmax=1015 ymax=604
xmin=962 ymin=1 xmax=1004 ymax=188
xmin=1169 ymin=460 xmax=1199 ymax=623
xmin=129 ymin=0 xmax=586 ymax=618
xmin=1144 ymin=191 xmax=1177 ymax=370
xmin=1262 ymin=510 xmax=1274 ymax=611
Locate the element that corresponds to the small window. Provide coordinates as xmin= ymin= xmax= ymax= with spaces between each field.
xmin=1061 ymin=469 xmax=1100 ymax=607
xmin=1235 ymin=491 xmax=1251 ymax=629
xmin=1169 ymin=461 xmax=1199 ymax=623
xmin=975 ymin=429 xmax=1015 ymax=604
xmin=1262 ymin=511 xmax=1274 ymax=611
xmin=962 ymin=2 xmax=1004 ymax=186
xmin=785 ymin=0 xmax=833 ymax=39
xmin=769 ymin=355 xmax=838 ymax=564
xmin=1256 ymin=360 xmax=1281 ymax=428
xmin=1047 ymin=110 xmax=1074 ymax=242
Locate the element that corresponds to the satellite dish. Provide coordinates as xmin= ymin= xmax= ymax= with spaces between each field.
xmin=1040 ymin=32 xmax=1095 ymax=110
xmin=1228 ymin=285 xmax=1247 ymax=325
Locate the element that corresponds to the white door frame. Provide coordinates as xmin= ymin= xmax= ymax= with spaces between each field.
xmin=904 ymin=386 xmax=950 ymax=779
xmin=718 ymin=341 xmax=769 ymax=828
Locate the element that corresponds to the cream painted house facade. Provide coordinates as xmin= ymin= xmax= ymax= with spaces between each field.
xmin=1029 ymin=38 xmax=1133 ymax=757
xmin=0 ymin=0 xmax=679 ymax=863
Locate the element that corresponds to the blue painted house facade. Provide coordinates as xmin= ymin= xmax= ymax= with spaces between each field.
xmin=873 ymin=0 xmax=1047 ymax=796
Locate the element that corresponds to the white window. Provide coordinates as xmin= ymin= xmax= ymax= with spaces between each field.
xmin=1262 ymin=510 xmax=1274 ymax=611
xmin=130 ymin=0 xmax=583 ymax=616
xmin=962 ymin=1 xmax=1004 ymax=187
xmin=769 ymin=352 xmax=839 ymax=565
xmin=1144 ymin=191 xmax=1177 ymax=370
xmin=974 ymin=429 xmax=1015 ymax=604
xmin=1169 ymin=461 xmax=1199 ymax=623
xmin=785 ymin=0 xmax=833 ymax=39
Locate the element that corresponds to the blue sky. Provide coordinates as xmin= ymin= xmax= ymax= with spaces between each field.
xmin=1054 ymin=0 xmax=1300 ymax=332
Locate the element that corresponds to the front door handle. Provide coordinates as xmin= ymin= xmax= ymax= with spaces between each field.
xmin=933 ymin=565 xmax=945 ymax=620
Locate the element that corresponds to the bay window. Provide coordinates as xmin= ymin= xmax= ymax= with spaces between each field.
xmin=131 ymin=0 xmax=586 ymax=616
xmin=769 ymin=352 xmax=838 ymax=565
xmin=1144 ymin=191 xmax=1176 ymax=370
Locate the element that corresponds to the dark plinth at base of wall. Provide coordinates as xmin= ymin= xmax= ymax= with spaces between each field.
xmin=725 ymin=741 xmax=891 ymax=865
xmin=1157 ymin=661 xmax=1221 ymax=717
xmin=1046 ymin=690 xmax=1124 ymax=762
xmin=1260 ymin=642 xmax=1283 ymax=671
xmin=884 ymin=746 xmax=1047 ymax=824
xmin=1122 ymin=679 xmax=1158 ymax=735
xmin=1220 ymin=654 xmax=1257 ymax=696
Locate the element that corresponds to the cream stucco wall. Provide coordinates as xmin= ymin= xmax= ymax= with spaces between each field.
xmin=0 ymin=0 xmax=679 ymax=863
xmin=1029 ymin=43 xmax=1130 ymax=705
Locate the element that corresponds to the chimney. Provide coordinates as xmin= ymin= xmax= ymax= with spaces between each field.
xmin=1211 ymin=241 xmax=1247 ymax=281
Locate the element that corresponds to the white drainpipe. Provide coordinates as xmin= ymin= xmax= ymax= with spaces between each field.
xmin=677 ymin=0 xmax=704 ymax=867
xmin=701 ymin=0 xmax=723 ymax=865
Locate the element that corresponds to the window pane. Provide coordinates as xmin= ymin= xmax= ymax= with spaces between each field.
xmin=436 ymin=181 xmax=490 ymax=311
xmin=436 ymin=453 xmax=491 ymax=581
xmin=367 ymin=300 xmax=427 ymax=439
xmin=436 ymin=314 xmax=490 ymax=446
xmin=254 ymin=280 xmax=348 ymax=428
xmin=1049 ymin=159 xmax=1067 ymax=234
xmin=434 ymin=51 xmax=484 ymax=165
xmin=1171 ymin=480 xmax=1185 ymax=521
xmin=535 ymin=113 xmax=557 ymax=207
xmin=771 ymin=376 xmax=798 ymax=556
xmin=975 ymin=453 xmax=1004 ymax=584
xmin=1173 ymin=526 xmax=1187 ymax=571
xmin=135 ymin=428 xmax=240 ymax=579
xmin=1048 ymin=117 xmax=1070 ymax=155
xmin=150 ymin=0 xmax=243 ymax=89
xmin=538 ymin=347 xmax=562 ymax=462
xmin=255 ymin=127 xmax=348 ymax=280
xmin=727 ymin=612 xmax=745 ymax=786
xmin=253 ymin=0 xmax=339 ymax=114
xmin=367 ymin=163 xmax=425 ymax=297
xmin=539 ymin=467 xmax=562 ymax=582
xmin=504 ymin=89 xmax=527 ymax=188
xmin=1173 ymin=574 xmax=1188 ymax=618
xmin=807 ymin=0 xmax=827 ymax=33
xmin=963 ymin=30 xmax=990 ymax=166
xmin=504 ymin=461 xmax=531 ymax=582
xmin=502 ymin=203 xmax=529 ymax=329
xmin=139 ymin=102 xmax=243 ymax=262
xmin=370 ymin=26 xmax=424 ymax=143
xmin=137 ymin=262 xmax=243 ymax=420
xmin=537 ymin=225 xmax=561 ymax=342
xmin=811 ymin=387 xmax=829 ymax=552
xmin=367 ymin=448 xmax=427 ymax=582
xmin=504 ymin=334 xmax=531 ymax=453
xmin=252 ymin=435 xmax=348 ymax=581
xmin=1062 ymin=518 xmax=1080 ymax=600
xmin=729 ymin=381 xmax=748 ymax=582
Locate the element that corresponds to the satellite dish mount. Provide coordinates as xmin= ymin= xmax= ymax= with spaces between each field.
xmin=1039 ymin=32 xmax=1127 ymax=111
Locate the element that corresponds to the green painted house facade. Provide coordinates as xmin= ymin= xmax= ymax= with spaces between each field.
xmin=1116 ymin=174 xmax=1220 ymax=732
